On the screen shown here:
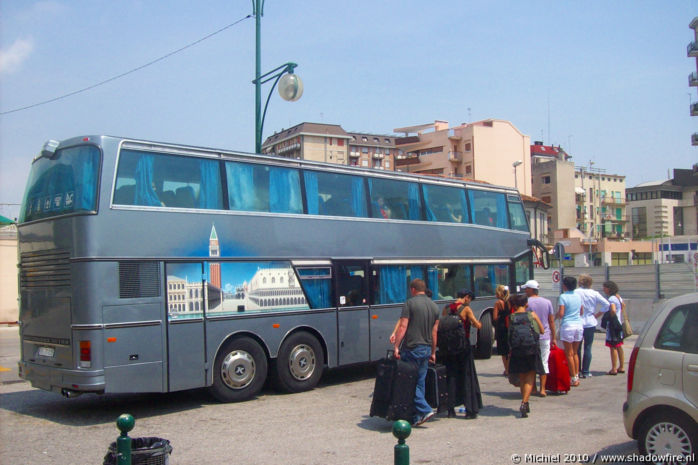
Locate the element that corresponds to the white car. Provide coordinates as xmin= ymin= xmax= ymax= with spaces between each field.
xmin=623 ymin=293 xmax=697 ymax=460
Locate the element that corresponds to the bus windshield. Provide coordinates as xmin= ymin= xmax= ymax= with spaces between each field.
xmin=20 ymin=145 xmax=100 ymax=222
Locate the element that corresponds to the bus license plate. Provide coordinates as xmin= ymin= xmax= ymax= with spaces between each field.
xmin=38 ymin=347 xmax=54 ymax=357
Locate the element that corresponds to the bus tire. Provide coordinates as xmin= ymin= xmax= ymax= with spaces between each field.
xmin=273 ymin=331 xmax=324 ymax=393
xmin=474 ymin=311 xmax=493 ymax=359
xmin=209 ymin=336 xmax=268 ymax=402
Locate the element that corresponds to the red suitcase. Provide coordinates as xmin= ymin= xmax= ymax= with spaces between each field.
xmin=545 ymin=343 xmax=570 ymax=394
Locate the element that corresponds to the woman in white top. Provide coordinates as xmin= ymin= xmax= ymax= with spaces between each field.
xmin=574 ymin=274 xmax=609 ymax=378
xmin=602 ymin=280 xmax=625 ymax=375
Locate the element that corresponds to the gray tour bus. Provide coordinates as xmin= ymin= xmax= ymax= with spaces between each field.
xmin=17 ymin=135 xmax=540 ymax=402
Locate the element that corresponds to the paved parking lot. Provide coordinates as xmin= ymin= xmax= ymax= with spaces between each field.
xmin=0 ymin=327 xmax=643 ymax=465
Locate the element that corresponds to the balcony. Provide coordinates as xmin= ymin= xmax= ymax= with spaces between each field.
xmin=448 ymin=151 xmax=463 ymax=162
xmin=688 ymin=41 xmax=698 ymax=57
xmin=690 ymin=72 xmax=698 ymax=87
xmin=372 ymin=153 xmax=384 ymax=160
xmin=349 ymin=151 xmax=360 ymax=158
xmin=692 ymin=133 xmax=698 ymax=146
xmin=394 ymin=153 xmax=420 ymax=166
xmin=601 ymin=197 xmax=626 ymax=206
xmin=692 ymin=102 xmax=698 ymax=116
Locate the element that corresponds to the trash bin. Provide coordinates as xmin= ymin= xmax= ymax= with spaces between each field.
xmin=103 ymin=437 xmax=172 ymax=465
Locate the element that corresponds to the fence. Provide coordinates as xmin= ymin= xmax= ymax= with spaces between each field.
xmin=534 ymin=263 xmax=696 ymax=300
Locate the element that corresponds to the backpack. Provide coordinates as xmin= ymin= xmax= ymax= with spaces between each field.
xmin=508 ymin=312 xmax=539 ymax=356
xmin=438 ymin=312 xmax=467 ymax=355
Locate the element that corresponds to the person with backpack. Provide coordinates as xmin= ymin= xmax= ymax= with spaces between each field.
xmin=507 ymin=293 xmax=545 ymax=418
xmin=493 ymin=285 xmax=511 ymax=376
xmin=439 ymin=289 xmax=483 ymax=419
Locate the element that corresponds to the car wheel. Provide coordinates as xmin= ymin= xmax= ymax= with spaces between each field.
xmin=638 ymin=412 xmax=696 ymax=459
xmin=273 ymin=331 xmax=324 ymax=393
xmin=209 ymin=336 xmax=268 ymax=402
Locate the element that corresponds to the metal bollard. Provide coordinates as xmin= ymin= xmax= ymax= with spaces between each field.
xmin=392 ymin=420 xmax=411 ymax=465
xmin=116 ymin=413 xmax=135 ymax=465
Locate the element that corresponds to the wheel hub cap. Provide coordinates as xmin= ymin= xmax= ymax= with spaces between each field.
xmin=221 ymin=350 xmax=256 ymax=389
xmin=288 ymin=344 xmax=315 ymax=381
xmin=646 ymin=422 xmax=692 ymax=458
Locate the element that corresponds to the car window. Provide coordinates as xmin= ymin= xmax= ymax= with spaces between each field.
xmin=654 ymin=303 xmax=698 ymax=354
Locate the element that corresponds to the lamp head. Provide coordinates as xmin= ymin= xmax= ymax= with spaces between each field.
xmin=278 ymin=73 xmax=303 ymax=102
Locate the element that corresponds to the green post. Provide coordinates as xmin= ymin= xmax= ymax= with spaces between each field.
xmin=116 ymin=413 xmax=135 ymax=465
xmin=393 ymin=420 xmax=411 ymax=465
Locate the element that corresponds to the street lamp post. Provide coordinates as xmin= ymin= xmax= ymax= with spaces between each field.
xmin=512 ymin=160 xmax=523 ymax=191
xmin=252 ymin=0 xmax=303 ymax=154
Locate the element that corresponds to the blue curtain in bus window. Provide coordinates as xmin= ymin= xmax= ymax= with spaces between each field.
xmin=270 ymin=167 xmax=302 ymax=213
xmin=75 ymin=147 xmax=97 ymax=210
xmin=410 ymin=266 xmax=424 ymax=282
xmin=302 ymin=279 xmax=331 ymax=309
xmin=422 ymin=186 xmax=437 ymax=221
xmin=225 ymin=162 xmax=255 ymax=211
xmin=379 ymin=266 xmax=407 ymax=304
xmin=134 ymin=155 xmax=160 ymax=206
xmin=488 ymin=266 xmax=496 ymax=293
xmin=427 ymin=267 xmax=439 ymax=297
xmin=496 ymin=193 xmax=508 ymax=228
xmin=198 ymin=160 xmax=222 ymax=209
xmin=351 ymin=177 xmax=367 ymax=217
xmin=303 ymin=171 xmax=319 ymax=214
xmin=458 ymin=190 xmax=470 ymax=223
xmin=407 ymin=183 xmax=421 ymax=220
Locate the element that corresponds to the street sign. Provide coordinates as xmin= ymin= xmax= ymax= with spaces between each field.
xmin=551 ymin=269 xmax=561 ymax=293
xmin=552 ymin=270 xmax=561 ymax=283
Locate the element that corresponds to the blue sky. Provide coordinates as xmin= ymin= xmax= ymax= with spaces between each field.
xmin=1 ymin=0 xmax=697 ymax=219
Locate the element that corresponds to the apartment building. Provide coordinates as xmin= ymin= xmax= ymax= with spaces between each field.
xmin=689 ymin=17 xmax=698 ymax=145
xmin=261 ymin=122 xmax=351 ymax=164
xmin=346 ymin=132 xmax=396 ymax=170
xmin=393 ymin=119 xmax=532 ymax=196
xmin=574 ymin=166 xmax=627 ymax=240
xmin=530 ymin=142 xmax=576 ymax=241
xmin=262 ymin=123 xmax=397 ymax=170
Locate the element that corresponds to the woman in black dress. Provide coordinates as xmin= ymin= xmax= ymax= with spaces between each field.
xmin=440 ymin=289 xmax=483 ymax=419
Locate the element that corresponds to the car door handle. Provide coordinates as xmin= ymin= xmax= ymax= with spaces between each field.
xmin=688 ymin=364 xmax=698 ymax=373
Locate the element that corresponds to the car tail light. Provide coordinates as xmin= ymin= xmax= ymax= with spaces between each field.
xmin=627 ymin=346 xmax=639 ymax=392
xmin=79 ymin=341 xmax=91 ymax=368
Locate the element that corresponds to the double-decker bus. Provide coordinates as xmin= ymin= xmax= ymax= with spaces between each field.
xmin=17 ymin=135 xmax=546 ymax=402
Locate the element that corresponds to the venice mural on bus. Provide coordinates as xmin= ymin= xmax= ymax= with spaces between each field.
xmin=166 ymin=225 xmax=309 ymax=320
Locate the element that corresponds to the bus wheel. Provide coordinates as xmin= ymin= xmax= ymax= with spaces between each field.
xmin=209 ymin=336 xmax=268 ymax=402
xmin=474 ymin=311 xmax=493 ymax=359
xmin=273 ymin=332 xmax=324 ymax=393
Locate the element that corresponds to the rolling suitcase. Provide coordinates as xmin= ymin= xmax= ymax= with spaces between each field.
xmin=425 ymin=363 xmax=449 ymax=412
xmin=546 ymin=343 xmax=571 ymax=394
xmin=370 ymin=353 xmax=418 ymax=421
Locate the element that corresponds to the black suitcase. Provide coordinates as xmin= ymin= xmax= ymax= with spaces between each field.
xmin=370 ymin=354 xmax=418 ymax=422
xmin=425 ymin=363 xmax=448 ymax=412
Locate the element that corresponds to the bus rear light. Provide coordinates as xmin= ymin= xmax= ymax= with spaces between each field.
xmin=272 ymin=324 xmax=280 ymax=328
xmin=79 ymin=341 xmax=91 ymax=368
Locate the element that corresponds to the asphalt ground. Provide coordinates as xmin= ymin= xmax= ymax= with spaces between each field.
xmin=0 ymin=326 xmax=646 ymax=465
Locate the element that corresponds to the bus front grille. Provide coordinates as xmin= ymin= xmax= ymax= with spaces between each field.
xmin=20 ymin=249 xmax=71 ymax=288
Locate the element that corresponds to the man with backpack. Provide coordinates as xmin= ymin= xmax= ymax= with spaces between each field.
xmin=393 ymin=279 xmax=440 ymax=426
xmin=522 ymin=280 xmax=556 ymax=397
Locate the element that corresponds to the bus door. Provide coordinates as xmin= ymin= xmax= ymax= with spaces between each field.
xmin=334 ymin=260 xmax=370 ymax=365
xmin=165 ymin=262 xmax=207 ymax=391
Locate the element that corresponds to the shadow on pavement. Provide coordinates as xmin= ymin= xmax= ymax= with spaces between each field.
xmin=356 ymin=415 xmax=394 ymax=433
xmin=0 ymin=386 xmax=217 ymax=426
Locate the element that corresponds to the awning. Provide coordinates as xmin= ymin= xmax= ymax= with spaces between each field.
xmin=0 ymin=215 xmax=15 ymax=225
xmin=574 ymin=187 xmax=585 ymax=194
